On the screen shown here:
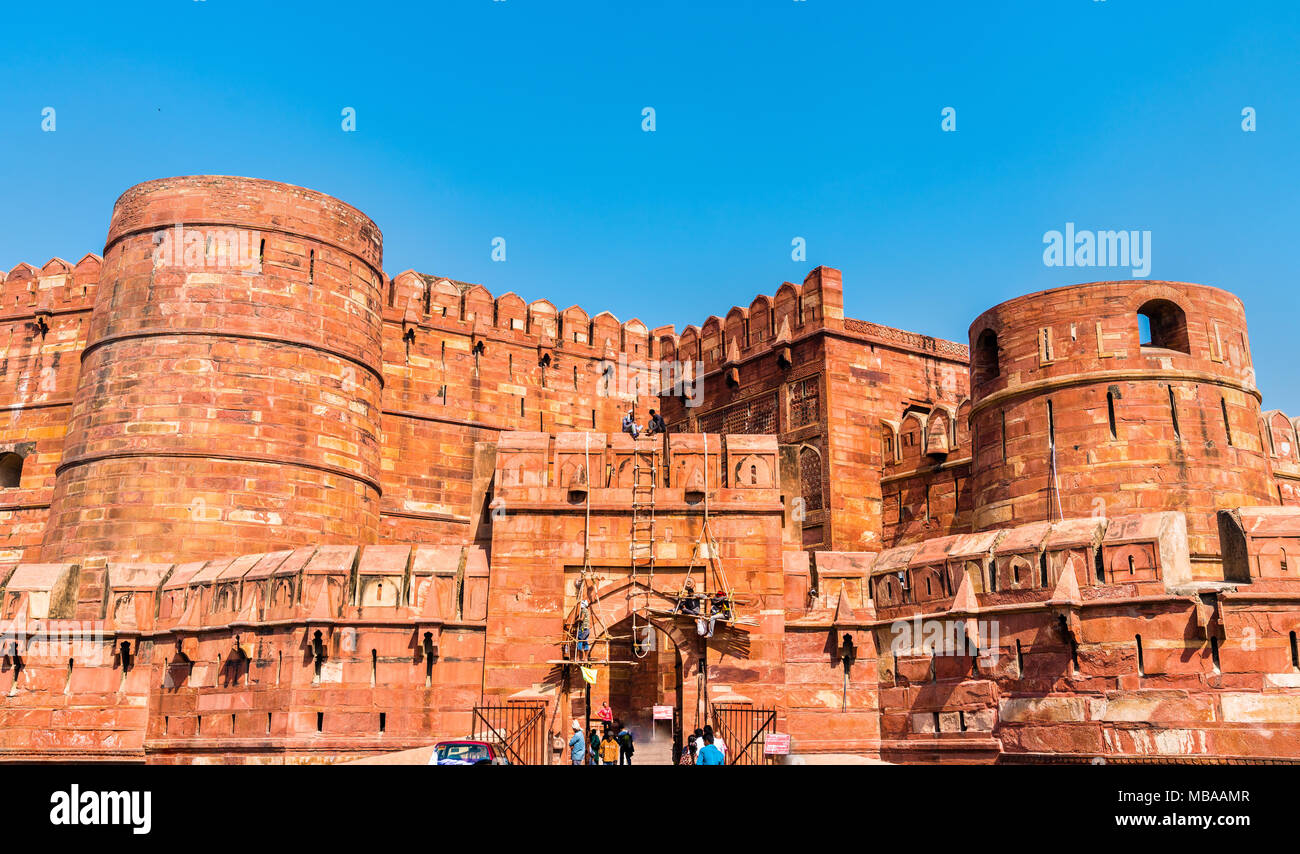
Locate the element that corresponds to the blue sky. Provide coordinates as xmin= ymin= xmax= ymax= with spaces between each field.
xmin=1 ymin=0 xmax=1297 ymax=411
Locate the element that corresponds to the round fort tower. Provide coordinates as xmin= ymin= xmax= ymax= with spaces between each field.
xmin=42 ymin=176 xmax=384 ymax=564
xmin=967 ymin=280 xmax=1277 ymax=576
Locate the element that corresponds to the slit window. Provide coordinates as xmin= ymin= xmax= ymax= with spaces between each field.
xmin=1107 ymin=390 xmax=1117 ymax=439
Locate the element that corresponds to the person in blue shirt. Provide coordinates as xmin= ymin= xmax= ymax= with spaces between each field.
xmin=697 ymin=732 xmax=724 ymax=765
xmin=568 ymin=720 xmax=585 ymax=765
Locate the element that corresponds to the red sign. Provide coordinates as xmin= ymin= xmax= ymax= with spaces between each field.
xmin=763 ymin=733 xmax=790 ymax=755
xmin=653 ymin=705 xmax=674 ymax=720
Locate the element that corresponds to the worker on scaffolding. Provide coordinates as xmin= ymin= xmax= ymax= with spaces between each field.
xmin=699 ymin=590 xmax=731 ymax=639
xmin=678 ymin=578 xmax=701 ymax=617
xmin=575 ymin=621 xmax=591 ymax=662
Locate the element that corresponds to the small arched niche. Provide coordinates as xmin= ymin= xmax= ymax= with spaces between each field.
xmin=0 ymin=453 xmax=22 ymax=488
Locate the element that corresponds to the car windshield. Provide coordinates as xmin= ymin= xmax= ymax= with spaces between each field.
xmin=437 ymin=744 xmax=490 ymax=763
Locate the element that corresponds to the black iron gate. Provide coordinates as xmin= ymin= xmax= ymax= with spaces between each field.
xmin=471 ymin=701 xmax=548 ymax=765
xmin=710 ymin=702 xmax=778 ymax=765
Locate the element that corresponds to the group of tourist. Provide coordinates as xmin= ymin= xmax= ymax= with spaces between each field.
xmin=678 ymin=725 xmax=726 ymax=766
xmin=566 ymin=702 xmax=636 ymax=765
xmin=621 ymin=407 xmax=667 ymax=440
xmin=561 ymin=706 xmax=729 ymax=766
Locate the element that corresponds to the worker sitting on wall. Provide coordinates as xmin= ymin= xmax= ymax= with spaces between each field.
xmin=644 ymin=409 xmax=667 ymax=437
xmin=622 ymin=407 xmax=641 ymax=439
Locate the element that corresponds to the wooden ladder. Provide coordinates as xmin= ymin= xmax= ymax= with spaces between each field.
xmin=629 ymin=436 xmax=658 ymax=623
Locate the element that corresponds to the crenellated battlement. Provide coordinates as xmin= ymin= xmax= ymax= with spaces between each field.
xmin=385 ymin=269 xmax=670 ymax=364
xmin=0 ymin=255 xmax=100 ymax=317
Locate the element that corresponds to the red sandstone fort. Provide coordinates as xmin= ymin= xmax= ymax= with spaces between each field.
xmin=2 ymin=175 xmax=1299 ymax=764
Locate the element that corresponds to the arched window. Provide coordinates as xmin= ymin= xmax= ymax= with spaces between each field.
xmin=799 ymin=445 xmax=823 ymax=512
xmin=973 ymin=329 xmax=1000 ymax=385
xmin=1137 ymin=299 xmax=1190 ymax=354
xmin=222 ymin=648 xmax=249 ymax=687
xmin=0 ymin=453 xmax=21 ymax=488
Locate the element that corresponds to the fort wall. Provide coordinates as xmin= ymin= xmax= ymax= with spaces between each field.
xmin=2 ymin=176 xmax=1299 ymax=765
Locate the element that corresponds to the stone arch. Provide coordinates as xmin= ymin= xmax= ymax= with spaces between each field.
xmin=360 ymin=576 xmax=398 ymax=607
xmin=622 ymin=318 xmax=648 ymax=357
xmin=591 ymin=311 xmax=621 ymax=355
xmin=926 ymin=407 xmax=954 ymax=456
xmin=973 ymin=328 xmax=1000 ymax=385
xmin=0 ymin=452 xmax=23 ymax=488
xmin=222 ymin=645 xmax=250 ymax=687
xmin=899 ymin=412 xmax=927 ymax=465
xmin=954 ymin=399 xmax=972 ymax=453
xmin=1266 ymin=411 xmax=1296 ymax=460
xmin=528 ymin=299 xmax=558 ymax=338
xmin=912 ymin=565 xmax=948 ymax=602
xmin=732 ymin=453 xmax=772 ymax=488
xmin=798 ymin=444 xmax=823 ymax=511
xmin=567 ymin=578 xmax=697 ymax=655
xmin=462 ymin=284 xmax=494 ymax=324
xmin=773 ymin=283 xmax=799 ymax=342
xmin=495 ymin=292 xmax=527 ymax=332
xmin=700 ymin=316 xmax=723 ymax=372
xmin=677 ymin=326 xmax=700 ymax=365
xmin=430 ymin=279 xmax=460 ymax=318
xmin=879 ymin=420 xmax=900 ymax=465
xmin=1258 ymin=541 xmax=1295 ymax=578
xmin=1137 ymin=298 xmax=1190 ymax=354
xmin=213 ymin=583 xmax=238 ymax=613
xmin=561 ymin=305 xmax=590 ymax=344
xmin=748 ymin=295 xmax=772 ymax=344
xmin=270 ymin=578 xmax=294 ymax=609
xmin=873 ymin=573 xmax=906 ymax=606
xmin=724 ymin=307 xmax=748 ymax=358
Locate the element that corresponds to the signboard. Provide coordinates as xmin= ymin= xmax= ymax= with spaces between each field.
xmin=653 ymin=705 xmax=674 ymax=721
xmin=763 ymin=733 xmax=791 ymax=755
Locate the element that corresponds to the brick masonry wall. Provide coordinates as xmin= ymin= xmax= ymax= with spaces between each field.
xmin=377 ymin=270 xmax=670 ymax=547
